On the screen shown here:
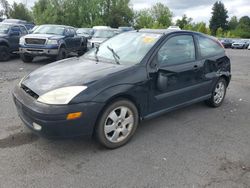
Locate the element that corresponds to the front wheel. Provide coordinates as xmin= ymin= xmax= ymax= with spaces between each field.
xmin=206 ymin=78 xmax=227 ymax=107
xmin=20 ymin=54 xmax=33 ymax=63
xmin=95 ymin=99 xmax=139 ymax=149
xmin=0 ymin=46 xmax=11 ymax=61
xmin=56 ymin=47 xmax=67 ymax=61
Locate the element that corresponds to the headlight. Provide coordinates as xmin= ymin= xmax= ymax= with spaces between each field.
xmin=37 ymin=86 xmax=87 ymax=105
xmin=47 ymin=39 xmax=58 ymax=45
xmin=19 ymin=37 xmax=25 ymax=45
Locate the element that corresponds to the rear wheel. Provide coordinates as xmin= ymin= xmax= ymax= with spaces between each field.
xmin=95 ymin=99 xmax=139 ymax=149
xmin=0 ymin=45 xmax=11 ymax=61
xmin=20 ymin=54 xmax=33 ymax=63
xmin=206 ymin=78 xmax=227 ymax=107
xmin=78 ymin=43 xmax=87 ymax=56
xmin=56 ymin=47 xmax=67 ymax=61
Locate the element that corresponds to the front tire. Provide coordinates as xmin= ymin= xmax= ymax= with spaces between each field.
xmin=56 ymin=47 xmax=67 ymax=61
xmin=0 ymin=45 xmax=11 ymax=61
xmin=20 ymin=54 xmax=33 ymax=63
xmin=95 ymin=99 xmax=139 ymax=149
xmin=206 ymin=78 xmax=227 ymax=107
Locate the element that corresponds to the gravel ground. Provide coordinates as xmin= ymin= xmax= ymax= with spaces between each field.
xmin=0 ymin=49 xmax=250 ymax=188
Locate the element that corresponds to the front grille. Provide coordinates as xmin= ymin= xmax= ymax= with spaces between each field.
xmin=25 ymin=38 xmax=46 ymax=45
xmin=21 ymin=85 xmax=39 ymax=99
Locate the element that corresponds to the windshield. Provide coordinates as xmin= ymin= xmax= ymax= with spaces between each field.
xmin=0 ymin=24 xmax=10 ymax=34
xmin=84 ymin=32 xmax=162 ymax=65
xmin=93 ymin=30 xmax=116 ymax=38
xmin=33 ymin=25 xmax=65 ymax=35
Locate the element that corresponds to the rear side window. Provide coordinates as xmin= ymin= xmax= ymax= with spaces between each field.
xmin=197 ymin=35 xmax=224 ymax=57
xmin=158 ymin=35 xmax=196 ymax=66
xmin=11 ymin=26 xmax=21 ymax=32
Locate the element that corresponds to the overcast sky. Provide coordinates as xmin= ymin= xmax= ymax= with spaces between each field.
xmin=4 ymin=0 xmax=250 ymax=24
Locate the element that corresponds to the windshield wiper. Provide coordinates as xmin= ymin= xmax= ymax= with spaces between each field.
xmin=95 ymin=46 xmax=99 ymax=62
xmin=107 ymin=45 xmax=120 ymax=65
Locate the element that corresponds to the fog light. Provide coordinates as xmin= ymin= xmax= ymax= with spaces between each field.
xmin=33 ymin=122 xmax=42 ymax=131
xmin=67 ymin=112 xmax=82 ymax=120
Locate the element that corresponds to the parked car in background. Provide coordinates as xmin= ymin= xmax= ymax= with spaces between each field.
xmin=231 ymin=40 xmax=248 ymax=49
xmin=167 ymin=26 xmax=181 ymax=30
xmin=88 ymin=28 xmax=118 ymax=48
xmin=29 ymin=25 xmax=39 ymax=33
xmin=76 ymin=28 xmax=94 ymax=39
xmin=14 ymin=30 xmax=231 ymax=148
xmin=118 ymin=27 xmax=134 ymax=33
xmin=93 ymin=26 xmax=111 ymax=30
xmin=0 ymin=23 xmax=28 ymax=61
xmin=220 ymin=38 xmax=233 ymax=48
xmin=19 ymin=24 xmax=88 ymax=62
xmin=2 ymin=19 xmax=35 ymax=31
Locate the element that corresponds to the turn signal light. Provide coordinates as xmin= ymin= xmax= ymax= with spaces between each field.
xmin=67 ymin=112 xmax=82 ymax=120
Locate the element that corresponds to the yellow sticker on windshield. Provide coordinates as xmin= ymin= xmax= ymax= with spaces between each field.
xmin=143 ymin=36 xmax=156 ymax=43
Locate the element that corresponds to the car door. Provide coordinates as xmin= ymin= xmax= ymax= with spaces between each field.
xmin=9 ymin=26 xmax=21 ymax=51
xmin=71 ymin=28 xmax=81 ymax=50
xmin=64 ymin=28 xmax=74 ymax=50
xmin=148 ymin=34 xmax=208 ymax=114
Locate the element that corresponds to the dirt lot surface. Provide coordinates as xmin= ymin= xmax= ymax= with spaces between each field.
xmin=0 ymin=49 xmax=250 ymax=188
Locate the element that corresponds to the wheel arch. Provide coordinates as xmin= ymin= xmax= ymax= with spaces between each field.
xmin=92 ymin=94 xmax=141 ymax=136
xmin=0 ymin=40 xmax=10 ymax=47
xmin=220 ymin=75 xmax=230 ymax=87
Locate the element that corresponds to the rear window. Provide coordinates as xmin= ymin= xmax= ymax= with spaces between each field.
xmin=197 ymin=35 xmax=224 ymax=57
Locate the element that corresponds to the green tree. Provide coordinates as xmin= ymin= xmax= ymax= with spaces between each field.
xmin=233 ymin=16 xmax=250 ymax=38
xmin=9 ymin=2 xmax=33 ymax=21
xmin=102 ymin=0 xmax=134 ymax=28
xmin=0 ymin=0 xmax=10 ymax=18
xmin=209 ymin=1 xmax=228 ymax=35
xmin=228 ymin=16 xmax=238 ymax=30
xmin=176 ymin=14 xmax=192 ymax=29
xmin=151 ymin=3 xmax=172 ymax=28
xmin=135 ymin=9 xmax=154 ymax=29
xmin=197 ymin=22 xmax=208 ymax=34
xmin=135 ymin=2 xmax=172 ymax=29
xmin=216 ymin=27 xmax=224 ymax=37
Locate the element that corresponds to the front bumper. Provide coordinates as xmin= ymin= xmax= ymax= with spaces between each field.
xmin=19 ymin=46 xmax=59 ymax=57
xmin=13 ymin=86 xmax=104 ymax=138
xmin=232 ymin=45 xmax=244 ymax=49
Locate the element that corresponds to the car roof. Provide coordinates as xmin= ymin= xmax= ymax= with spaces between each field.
xmin=0 ymin=22 xmax=26 ymax=27
xmin=39 ymin=24 xmax=75 ymax=29
xmin=138 ymin=29 xmax=202 ymax=35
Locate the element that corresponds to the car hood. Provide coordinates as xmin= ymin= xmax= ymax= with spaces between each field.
xmin=23 ymin=34 xmax=64 ymax=40
xmin=89 ymin=38 xmax=107 ymax=43
xmin=22 ymin=57 xmax=129 ymax=96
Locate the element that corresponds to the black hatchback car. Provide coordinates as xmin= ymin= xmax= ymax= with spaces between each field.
xmin=13 ymin=29 xmax=231 ymax=148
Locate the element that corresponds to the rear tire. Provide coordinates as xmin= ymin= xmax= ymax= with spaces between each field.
xmin=95 ymin=99 xmax=139 ymax=149
xmin=77 ymin=43 xmax=87 ymax=56
xmin=56 ymin=47 xmax=67 ymax=61
xmin=205 ymin=78 xmax=227 ymax=107
xmin=20 ymin=54 xmax=33 ymax=63
xmin=0 ymin=45 xmax=11 ymax=61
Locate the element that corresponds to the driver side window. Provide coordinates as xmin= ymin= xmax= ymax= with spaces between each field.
xmin=157 ymin=35 xmax=196 ymax=66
